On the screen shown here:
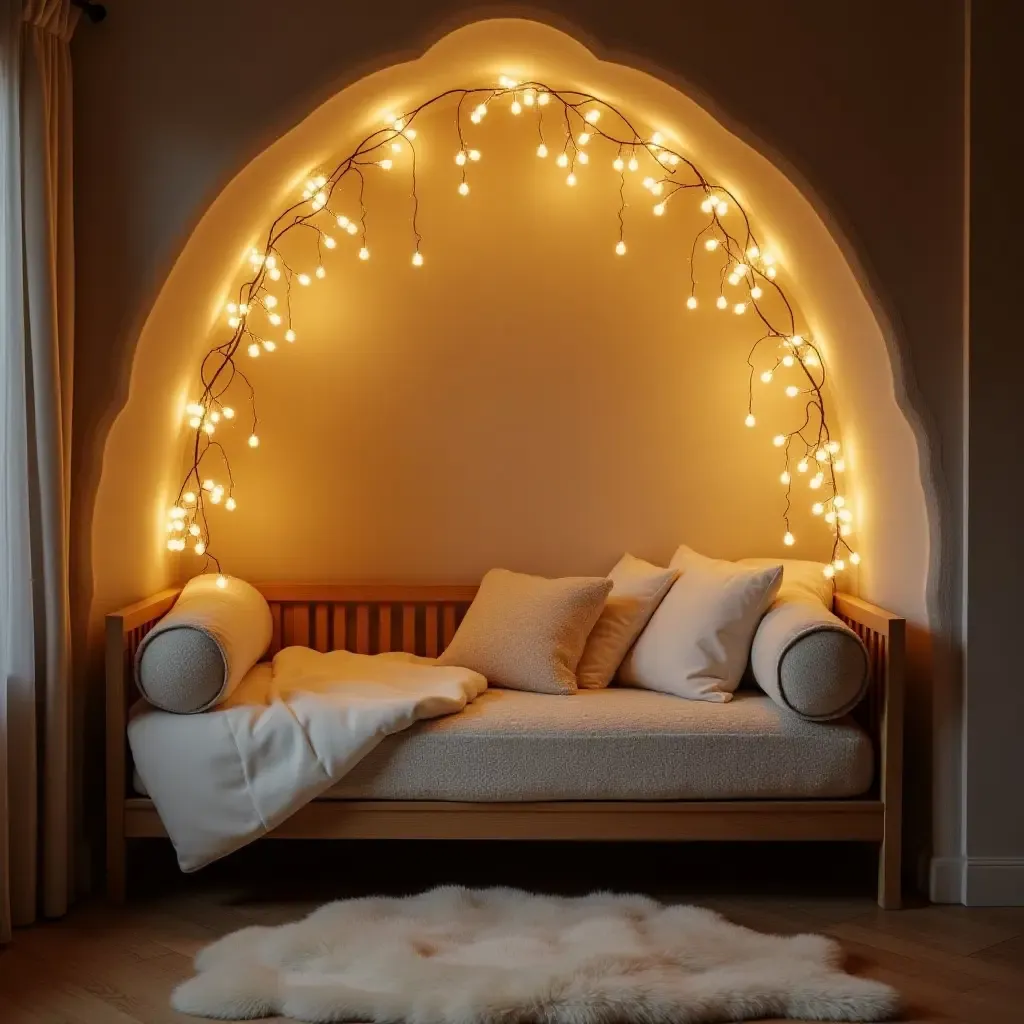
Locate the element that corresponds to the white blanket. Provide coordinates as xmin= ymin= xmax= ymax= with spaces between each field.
xmin=128 ymin=648 xmax=487 ymax=871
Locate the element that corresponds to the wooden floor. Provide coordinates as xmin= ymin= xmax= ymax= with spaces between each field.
xmin=1 ymin=841 xmax=1022 ymax=1023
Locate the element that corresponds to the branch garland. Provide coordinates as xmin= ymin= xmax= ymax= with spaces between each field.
xmin=166 ymin=78 xmax=859 ymax=584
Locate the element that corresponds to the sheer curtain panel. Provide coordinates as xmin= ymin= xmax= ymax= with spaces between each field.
xmin=0 ymin=0 xmax=78 ymax=942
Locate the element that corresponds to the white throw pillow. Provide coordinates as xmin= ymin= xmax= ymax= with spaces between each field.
xmin=576 ymin=554 xmax=678 ymax=689
xmin=618 ymin=545 xmax=783 ymax=702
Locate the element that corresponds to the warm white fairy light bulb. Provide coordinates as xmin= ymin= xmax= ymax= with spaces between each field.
xmin=458 ymin=182 xmax=470 ymax=196
xmin=744 ymin=414 xmax=756 ymax=427
xmin=315 ymin=266 xmax=326 ymax=279
xmin=782 ymin=355 xmax=795 ymax=367
xmin=747 ymin=245 xmax=760 ymax=259
xmin=716 ymin=295 xmax=728 ymax=309
xmin=734 ymin=303 xmax=746 ymax=315
xmin=615 ymin=240 xmax=627 ymax=255
xmin=585 ymin=109 xmax=601 ymax=124
xmin=262 ymin=340 xmax=276 ymax=352
xmin=627 ymin=156 xmax=639 ymax=172
xmin=556 ymin=152 xmax=569 ymax=168
xmin=760 ymin=370 xmax=773 ymax=383
xmin=716 ymin=200 xmax=728 ymax=216
xmin=412 ymin=251 xmax=424 ymax=266
xmin=704 ymin=238 xmax=719 ymax=251
xmin=297 ymin=274 xmax=311 ymax=287
xmin=612 ymin=156 xmax=624 ymax=171
xmin=225 ymin=497 xmax=237 ymax=511
xmin=537 ymin=90 xmax=550 ymax=105
xmin=773 ymin=434 xmax=786 ymax=447
xmin=247 ymin=343 xmax=260 ymax=358
xmin=510 ymin=100 xmax=522 ymax=115
xmin=797 ymin=458 xmax=809 ymax=473
xmin=686 ymin=296 xmax=698 ymax=310
xmin=578 ymin=151 xmax=589 ymax=165
xmin=578 ymin=132 xmax=590 ymax=146
xmin=468 ymin=149 xmax=481 ymax=162
xmin=651 ymin=132 xmax=664 ymax=146
xmin=850 ymin=552 xmax=861 ymax=565
xmin=248 ymin=434 xmax=259 ymax=448
xmin=183 ymin=491 xmax=196 ymax=504
xmin=324 ymin=235 xmax=336 ymax=249
xmin=566 ymin=173 xmax=577 ymax=187
xmin=455 ymin=151 xmax=467 ymax=166
xmin=216 ymin=575 xmax=228 ymax=588
xmin=284 ymin=329 xmax=296 ymax=342
xmin=785 ymin=385 xmax=799 ymax=397
xmin=783 ymin=532 xmax=795 ymax=546
xmin=700 ymin=197 xmax=715 ymax=213
xmin=653 ymin=202 xmax=666 ymax=216
xmin=751 ymin=286 xmax=763 ymax=299
xmin=537 ymin=143 xmax=548 ymax=158
xmin=358 ymin=246 xmax=370 ymax=261
xmin=823 ymin=565 xmax=835 ymax=579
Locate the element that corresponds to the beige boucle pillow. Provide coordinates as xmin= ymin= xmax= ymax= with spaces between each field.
xmin=576 ymin=554 xmax=678 ymax=689
xmin=438 ymin=568 xmax=612 ymax=694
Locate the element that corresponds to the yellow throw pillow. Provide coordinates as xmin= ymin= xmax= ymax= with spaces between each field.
xmin=438 ymin=568 xmax=612 ymax=694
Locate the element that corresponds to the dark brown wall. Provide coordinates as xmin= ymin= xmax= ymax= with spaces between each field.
xmin=71 ymin=1 xmax=967 ymax=884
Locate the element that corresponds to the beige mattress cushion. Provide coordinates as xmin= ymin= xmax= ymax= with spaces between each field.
xmin=134 ymin=688 xmax=873 ymax=802
xmin=323 ymin=688 xmax=873 ymax=801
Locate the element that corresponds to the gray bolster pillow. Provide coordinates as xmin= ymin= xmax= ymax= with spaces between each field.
xmin=134 ymin=574 xmax=272 ymax=714
xmin=750 ymin=598 xmax=869 ymax=721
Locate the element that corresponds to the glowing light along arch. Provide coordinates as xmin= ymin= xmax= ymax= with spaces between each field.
xmin=167 ymin=77 xmax=860 ymax=584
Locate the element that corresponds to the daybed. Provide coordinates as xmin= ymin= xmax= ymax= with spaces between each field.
xmin=106 ymin=584 xmax=904 ymax=907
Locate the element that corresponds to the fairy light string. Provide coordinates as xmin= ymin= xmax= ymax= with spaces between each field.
xmin=168 ymin=77 xmax=859 ymax=583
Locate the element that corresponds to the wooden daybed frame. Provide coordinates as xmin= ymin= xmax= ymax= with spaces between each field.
xmin=106 ymin=585 xmax=905 ymax=908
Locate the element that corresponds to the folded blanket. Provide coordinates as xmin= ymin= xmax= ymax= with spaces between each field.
xmin=128 ymin=648 xmax=487 ymax=870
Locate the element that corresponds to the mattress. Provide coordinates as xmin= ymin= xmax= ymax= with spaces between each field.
xmin=134 ymin=687 xmax=873 ymax=802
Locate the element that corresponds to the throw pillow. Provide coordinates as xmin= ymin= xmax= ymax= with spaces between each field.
xmin=739 ymin=557 xmax=869 ymax=720
xmin=438 ymin=568 xmax=612 ymax=694
xmin=576 ymin=554 xmax=678 ymax=689
xmin=617 ymin=545 xmax=782 ymax=702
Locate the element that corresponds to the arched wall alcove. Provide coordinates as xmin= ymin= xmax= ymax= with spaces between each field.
xmin=88 ymin=18 xmax=932 ymax=638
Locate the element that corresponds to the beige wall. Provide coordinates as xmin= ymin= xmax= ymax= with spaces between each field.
xmin=71 ymin=2 xmax=966 ymax=891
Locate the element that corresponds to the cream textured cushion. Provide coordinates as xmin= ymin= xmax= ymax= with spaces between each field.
xmin=618 ymin=545 xmax=783 ymax=702
xmin=740 ymin=558 xmax=869 ymax=721
xmin=576 ymin=554 xmax=678 ymax=689
xmin=134 ymin=689 xmax=874 ymax=802
xmin=135 ymin=574 xmax=272 ymax=713
xmin=438 ymin=568 xmax=612 ymax=694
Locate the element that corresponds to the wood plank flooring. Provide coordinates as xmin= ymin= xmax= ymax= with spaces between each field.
xmin=1 ymin=841 xmax=1022 ymax=1023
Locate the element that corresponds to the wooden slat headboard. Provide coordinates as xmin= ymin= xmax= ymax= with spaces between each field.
xmin=256 ymin=584 xmax=479 ymax=659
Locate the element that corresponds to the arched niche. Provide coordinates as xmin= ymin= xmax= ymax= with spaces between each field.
xmin=87 ymin=18 xmax=932 ymax=640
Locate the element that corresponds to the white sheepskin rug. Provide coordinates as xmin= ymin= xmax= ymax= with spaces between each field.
xmin=172 ymin=886 xmax=899 ymax=1022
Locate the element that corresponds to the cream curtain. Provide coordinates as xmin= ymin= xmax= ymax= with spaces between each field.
xmin=0 ymin=0 xmax=78 ymax=942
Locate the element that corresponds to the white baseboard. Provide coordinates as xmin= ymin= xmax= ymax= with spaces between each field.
xmin=930 ymin=856 xmax=1024 ymax=905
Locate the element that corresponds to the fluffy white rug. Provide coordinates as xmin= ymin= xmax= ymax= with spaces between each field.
xmin=172 ymin=886 xmax=899 ymax=1022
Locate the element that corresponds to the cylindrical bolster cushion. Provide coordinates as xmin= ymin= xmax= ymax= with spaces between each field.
xmin=750 ymin=599 xmax=869 ymax=721
xmin=134 ymin=574 xmax=272 ymax=713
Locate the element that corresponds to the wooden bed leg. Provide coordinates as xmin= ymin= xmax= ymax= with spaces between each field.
xmin=878 ymin=826 xmax=902 ymax=909
xmin=876 ymin=614 xmax=905 ymax=910
xmin=106 ymin=612 xmax=128 ymax=904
